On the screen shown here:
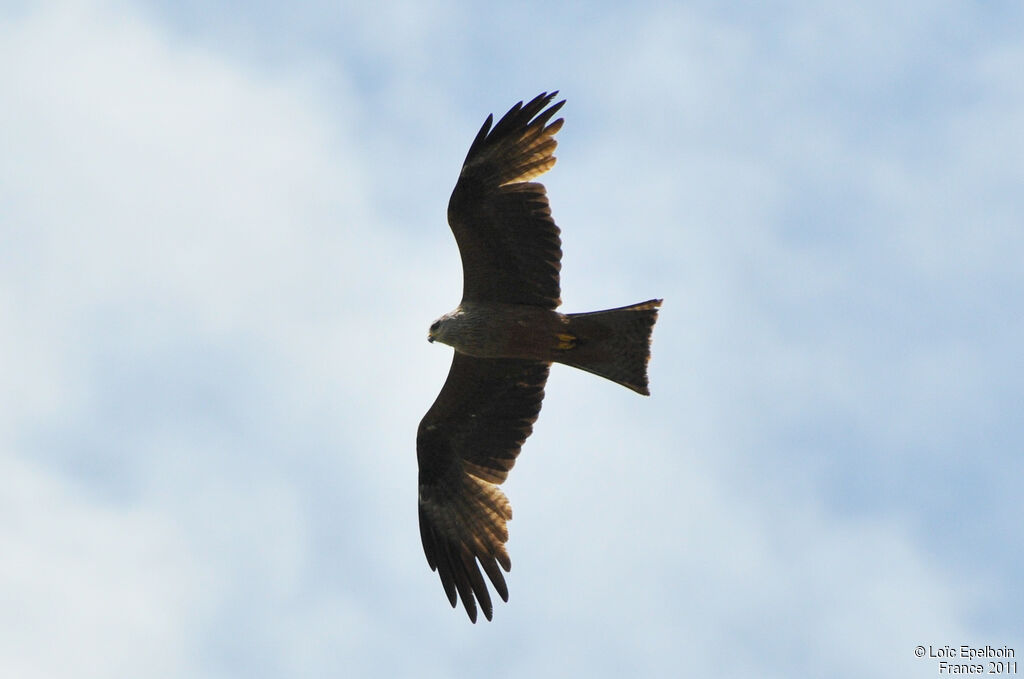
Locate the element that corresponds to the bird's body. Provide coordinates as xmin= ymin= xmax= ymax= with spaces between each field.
xmin=430 ymin=300 xmax=661 ymax=392
xmin=417 ymin=92 xmax=661 ymax=622
xmin=429 ymin=302 xmax=567 ymax=360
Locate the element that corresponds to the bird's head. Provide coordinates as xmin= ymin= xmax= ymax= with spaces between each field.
xmin=427 ymin=309 xmax=462 ymax=346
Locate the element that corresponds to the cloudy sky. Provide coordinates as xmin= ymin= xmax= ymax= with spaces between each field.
xmin=2 ymin=1 xmax=1022 ymax=677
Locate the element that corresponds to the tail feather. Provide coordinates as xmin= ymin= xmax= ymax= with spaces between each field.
xmin=558 ymin=299 xmax=662 ymax=395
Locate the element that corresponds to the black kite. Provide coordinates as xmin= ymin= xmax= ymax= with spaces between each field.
xmin=417 ymin=92 xmax=661 ymax=622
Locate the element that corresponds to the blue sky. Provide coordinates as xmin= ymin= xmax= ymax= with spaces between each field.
xmin=2 ymin=1 xmax=1022 ymax=677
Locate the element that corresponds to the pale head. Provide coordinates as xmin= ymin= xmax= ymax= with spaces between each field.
xmin=427 ymin=308 xmax=464 ymax=347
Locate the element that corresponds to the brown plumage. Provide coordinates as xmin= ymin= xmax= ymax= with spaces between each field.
xmin=418 ymin=92 xmax=662 ymax=622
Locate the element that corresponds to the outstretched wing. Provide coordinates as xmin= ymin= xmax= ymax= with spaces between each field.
xmin=448 ymin=92 xmax=565 ymax=309
xmin=417 ymin=353 xmax=549 ymax=622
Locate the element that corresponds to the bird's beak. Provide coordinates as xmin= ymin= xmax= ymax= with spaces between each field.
xmin=427 ymin=334 xmax=435 ymax=343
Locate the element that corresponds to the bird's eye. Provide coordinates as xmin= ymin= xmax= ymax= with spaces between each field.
xmin=429 ymin=321 xmax=440 ymax=332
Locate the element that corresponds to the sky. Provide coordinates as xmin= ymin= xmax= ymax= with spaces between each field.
xmin=1 ymin=0 xmax=1022 ymax=677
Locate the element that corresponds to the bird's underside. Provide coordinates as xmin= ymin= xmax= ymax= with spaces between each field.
xmin=417 ymin=91 xmax=661 ymax=622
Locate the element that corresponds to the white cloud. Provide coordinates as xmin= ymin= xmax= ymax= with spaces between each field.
xmin=0 ymin=2 xmax=380 ymax=675
xmin=0 ymin=455 xmax=206 ymax=679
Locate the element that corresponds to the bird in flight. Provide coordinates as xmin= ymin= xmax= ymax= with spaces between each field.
xmin=417 ymin=92 xmax=661 ymax=622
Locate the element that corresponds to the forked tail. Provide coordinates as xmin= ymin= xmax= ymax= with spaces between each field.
xmin=557 ymin=299 xmax=662 ymax=395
